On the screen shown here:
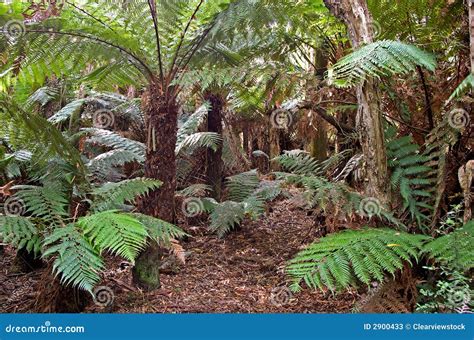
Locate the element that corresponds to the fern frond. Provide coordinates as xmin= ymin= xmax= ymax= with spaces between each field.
xmin=87 ymin=149 xmax=144 ymax=181
xmin=423 ymin=221 xmax=474 ymax=271
xmin=13 ymin=184 xmax=69 ymax=227
xmin=329 ymin=40 xmax=436 ymax=87
xmin=0 ymin=215 xmax=40 ymax=253
xmin=209 ymin=201 xmax=246 ymax=238
xmin=133 ymin=213 xmax=187 ymax=246
xmin=43 ymin=224 xmax=104 ymax=292
xmin=48 ymin=99 xmax=86 ymax=124
xmin=225 ymin=169 xmax=259 ymax=202
xmin=77 ymin=211 xmax=147 ymax=263
xmin=83 ymin=128 xmax=145 ymax=157
xmin=273 ymin=150 xmax=324 ymax=175
xmin=177 ymin=183 xmax=212 ymax=197
xmin=91 ymin=178 xmax=162 ymax=212
xmin=287 ymin=228 xmax=428 ymax=292
xmin=175 ymin=132 xmax=222 ymax=155
xmin=448 ymin=74 xmax=474 ymax=102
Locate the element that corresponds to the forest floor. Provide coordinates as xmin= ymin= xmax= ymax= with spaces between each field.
xmin=0 ymin=189 xmax=356 ymax=313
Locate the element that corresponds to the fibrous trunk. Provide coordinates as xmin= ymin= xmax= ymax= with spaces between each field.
xmin=204 ymin=92 xmax=224 ymax=201
xmin=133 ymin=83 xmax=178 ymax=290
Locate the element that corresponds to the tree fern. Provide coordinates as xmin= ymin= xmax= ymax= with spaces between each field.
xmin=287 ymin=228 xmax=429 ymax=292
xmin=91 ymin=178 xmax=162 ymax=212
xmin=77 ymin=211 xmax=148 ymax=263
xmin=328 ymin=40 xmax=436 ymax=87
xmin=43 ymin=224 xmax=104 ymax=293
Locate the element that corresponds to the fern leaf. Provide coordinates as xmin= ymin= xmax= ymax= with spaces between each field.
xmin=77 ymin=211 xmax=148 ymax=263
xmin=133 ymin=213 xmax=187 ymax=246
xmin=226 ymin=169 xmax=260 ymax=202
xmin=329 ymin=40 xmax=436 ymax=87
xmin=43 ymin=224 xmax=104 ymax=292
xmin=91 ymin=178 xmax=162 ymax=212
xmin=287 ymin=228 xmax=428 ymax=292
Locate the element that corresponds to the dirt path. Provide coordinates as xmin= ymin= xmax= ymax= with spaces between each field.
xmin=0 ymin=195 xmax=356 ymax=313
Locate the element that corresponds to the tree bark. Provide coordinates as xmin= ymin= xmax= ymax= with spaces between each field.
xmin=204 ymin=92 xmax=224 ymax=201
xmin=470 ymin=0 xmax=474 ymax=73
xmin=323 ymin=0 xmax=390 ymax=202
xmin=133 ymin=83 xmax=178 ymax=290
xmin=309 ymin=45 xmax=328 ymax=161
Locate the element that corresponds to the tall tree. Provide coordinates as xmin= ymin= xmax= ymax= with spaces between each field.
xmin=323 ymin=0 xmax=390 ymax=202
xmin=1 ymin=0 xmax=260 ymax=290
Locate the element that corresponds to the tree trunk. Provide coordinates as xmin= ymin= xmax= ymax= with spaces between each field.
xmin=204 ymin=92 xmax=224 ymax=201
xmin=309 ymin=44 xmax=328 ymax=161
xmin=323 ymin=0 xmax=390 ymax=202
xmin=470 ymin=0 xmax=474 ymax=73
xmin=133 ymin=83 xmax=178 ymax=290
xmin=310 ymin=118 xmax=328 ymax=161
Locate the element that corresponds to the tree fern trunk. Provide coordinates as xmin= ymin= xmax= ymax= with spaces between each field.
xmin=323 ymin=0 xmax=390 ymax=202
xmin=133 ymin=83 xmax=178 ymax=290
xmin=204 ymin=92 xmax=224 ymax=201
xmin=309 ymin=45 xmax=328 ymax=161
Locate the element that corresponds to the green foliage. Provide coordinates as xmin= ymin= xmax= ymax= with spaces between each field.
xmin=176 ymin=132 xmax=222 ymax=155
xmin=273 ymin=150 xmax=325 ymax=176
xmin=43 ymin=224 xmax=105 ymax=292
xmin=329 ymin=40 xmax=436 ymax=87
xmin=448 ymin=74 xmax=474 ymax=102
xmin=416 ymin=266 xmax=473 ymax=313
xmin=133 ymin=213 xmax=188 ymax=246
xmin=13 ymin=184 xmax=69 ymax=227
xmin=209 ymin=201 xmax=246 ymax=238
xmin=84 ymin=128 xmax=145 ymax=157
xmin=0 ymin=216 xmax=40 ymax=254
xmin=386 ymin=134 xmax=433 ymax=226
xmin=226 ymin=169 xmax=260 ymax=202
xmin=287 ymin=228 xmax=429 ymax=292
xmin=423 ymin=221 xmax=474 ymax=271
xmin=77 ymin=211 xmax=148 ymax=262
xmin=91 ymin=178 xmax=162 ymax=212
